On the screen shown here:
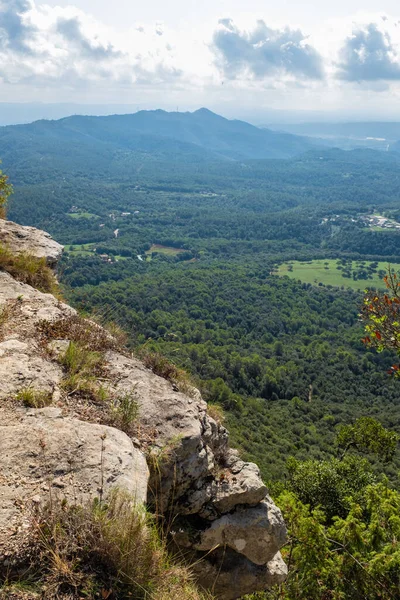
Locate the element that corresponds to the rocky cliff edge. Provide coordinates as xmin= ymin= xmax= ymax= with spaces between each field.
xmin=0 ymin=220 xmax=287 ymax=599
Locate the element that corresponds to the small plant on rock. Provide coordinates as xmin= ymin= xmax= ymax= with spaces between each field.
xmin=141 ymin=349 xmax=194 ymax=395
xmin=109 ymin=390 xmax=139 ymax=434
xmin=16 ymin=387 xmax=52 ymax=408
xmin=207 ymin=403 xmax=225 ymax=425
xmin=38 ymin=313 xmax=119 ymax=352
xmin=59 ymin=341 xmax=107 ymax=402
xmin=0 ymin=245 xmax=58 ymax=294
xmin=0 ymin=300 xmax=16 ymax=341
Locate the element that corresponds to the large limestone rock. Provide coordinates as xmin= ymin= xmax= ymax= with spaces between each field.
xmin=194 ymin=498 xmax=287 ymax=565
xmin=0 ymin=272 xmax=73 ymax=395
xmin=193 ymin=549 xmax=288 ymax=600
xmin=0 ymin=221 xmax=287 ymax=599
xmin=0 ymin=219 xmax=63 ymax=265
xmin=0 ymin=408 xmax=149 ymax=553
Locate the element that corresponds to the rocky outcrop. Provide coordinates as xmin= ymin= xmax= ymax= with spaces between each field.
xmin=193 ymin=499 xmax=287 ymax=565
xmin=193 ymin=549 xmax=287 ymax=600
xmin=0 ymin=408 xmax=148 ymax=553
xmin=0 ymin=222 xmax=287 ymax=599
xmin=0 ymin=218 xmax=63 ymax=265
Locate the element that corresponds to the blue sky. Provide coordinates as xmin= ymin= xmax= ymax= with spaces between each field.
xmin=1 ymin=0 xmax=400 ymax=118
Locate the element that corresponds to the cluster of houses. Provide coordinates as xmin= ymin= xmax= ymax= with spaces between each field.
xmin=322 ymin=213 xmax=400 ymax=231
xmin=360 ymin=214 xmax=400 ymax=230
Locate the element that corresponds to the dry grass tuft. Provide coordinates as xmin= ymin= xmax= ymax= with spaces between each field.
xmin=39 ymin=315 xmax=133 ymax=415
xmin=58 ymin=341 xmax=108 ymax=403
xmin=141 ymin=351 xmax=182 ymax=381
xmin=90 ymin=313 xmax=128 ymax=348
xmin=39 ymin=314 xmax=123 ymax=405
xmin=16 ymin=387 xmax=52 ymax=408
xmin=207 ymin=403 xmax=225 ymax=426
xmin=1 ymin=493 xmax=212 ymax=600
xmin=0 ymin=245 xmax=58 ymax=294
xmin=0 ymin=582 xmax=39 ymax=599
xmin=140 ymin=351 xmax=194 ymax=396
xmin=38 ymin=313 xmax=120 ymax=353
xmin=0 ymin=300 xmax=16 ymax=341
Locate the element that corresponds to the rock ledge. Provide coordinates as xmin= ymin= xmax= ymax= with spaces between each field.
xmin=0 ymin=218 xmax=64 ymax=265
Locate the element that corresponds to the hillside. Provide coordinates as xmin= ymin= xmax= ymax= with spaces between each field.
xmin=0 ymin=218 xmax=287 ymax=599
xmin=2 ymin=120 xmax=400 ymax=598
xmin=0 ymin=109 xmax=313 ymax=170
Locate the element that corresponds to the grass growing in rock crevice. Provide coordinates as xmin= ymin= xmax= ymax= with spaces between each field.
xmin=206 ymin=403 xmax=225 ymax=426
xmin=38 ymin=313 xmax=121 ymax=353
xmin=0 ymin=298 xmax=19 ymax=341
xmin=140 ymin=350 xmax=195 ymax=397
xmin=108 ymin=390 xmax=140 ymax=434
xmin=16 ymin=387 xmax=52 ymax=409
xmin=0 ymin=493 xmax=212 ymax=600
xmin=58 ymin=340 xmax=108 ymax=402
xmin=0 ymin=245 xmax=58 ymax=294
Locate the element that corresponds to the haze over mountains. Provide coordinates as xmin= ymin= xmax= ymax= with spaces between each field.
xmin=2 ymin=108 xmax=400 ymax=190
xmin=0 ymin=109 xmax=316 ymax=165
xmin=1 ymin=107 xmax=400 ymax=170
xmin=267 ymin=122 xmax=400 ymax=151
xmin=0 ymin=103 xmax=394 ymax=128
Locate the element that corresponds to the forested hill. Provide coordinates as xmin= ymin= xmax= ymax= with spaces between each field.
xmin=3 ymin=110 xmax=400 ymax=488
xmin=0 ymin=108 xmax=314 ymax=164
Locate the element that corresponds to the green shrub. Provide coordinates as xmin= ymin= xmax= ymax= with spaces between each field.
xmin=109 ymin=391 xmax=139 ymax=434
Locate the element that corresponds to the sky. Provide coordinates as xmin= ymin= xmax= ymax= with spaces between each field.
xmin=2 ymin=0 xmax=400 ymax=120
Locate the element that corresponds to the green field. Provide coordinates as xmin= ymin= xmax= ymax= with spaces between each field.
xmin=67 ymin=212 xmax=99 ymax=220
xmin=277 ymin=259 xmax=400 ymax=291
xmin=145 ymin=244 xmax=185 ymax=259
xmin=66 ymin=243 xmax=95 ymax=256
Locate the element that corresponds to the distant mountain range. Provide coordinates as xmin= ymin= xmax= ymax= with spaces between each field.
xmin=0 ymin=109 xmax=315 ymax=170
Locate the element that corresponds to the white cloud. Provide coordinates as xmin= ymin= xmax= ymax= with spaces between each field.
xmin=211 ymin=18 xmax=324 ymax=81
xmin=0 ymin=0 xmax=182 ymax=88
xmin=337 ymin=20 xmax=400 ymax=81
xmin=2 ymin=1 xmax=400 ymax=113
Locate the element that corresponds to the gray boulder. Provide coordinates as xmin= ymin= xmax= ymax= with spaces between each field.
xmin=0 ymin=408 xmax=149 ymax=554
xmin=194 ymin=498 xmax=287 ymax=565
xmin=0 ymin=219 xmax=64 ymax=266
xmin=193 ymin=549 xmax=288 ymax=600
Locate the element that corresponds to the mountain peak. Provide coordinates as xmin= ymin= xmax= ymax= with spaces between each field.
xmin=193 ymin=107 xmax=220 ymax=118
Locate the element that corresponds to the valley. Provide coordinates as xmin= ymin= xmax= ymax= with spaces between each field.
xmin=2 ymin=110 xmax=400 ymax=488
xmin=2 ymin=107 xmax=400 ymax=599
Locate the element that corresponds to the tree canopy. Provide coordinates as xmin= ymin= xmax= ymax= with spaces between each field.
xmin=0 ymin=164 xmax=13 ymax=218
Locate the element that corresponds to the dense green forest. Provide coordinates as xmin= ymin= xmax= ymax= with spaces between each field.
xmin=2 ymin=113 xmax=400 ymax=484
xmin=2 ymin=110 xmax=400 ymax=599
